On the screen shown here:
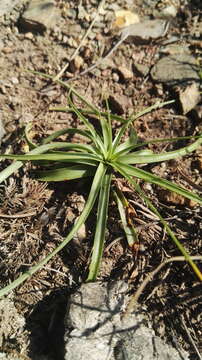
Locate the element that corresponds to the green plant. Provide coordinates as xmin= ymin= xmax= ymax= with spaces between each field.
xmin=0 ymin=75 xmax=202 ymax=297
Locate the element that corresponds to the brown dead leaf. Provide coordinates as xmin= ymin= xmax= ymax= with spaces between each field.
xmin=159 ymin=189 xmax=198 ymax=207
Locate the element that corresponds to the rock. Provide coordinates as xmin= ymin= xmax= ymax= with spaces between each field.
xmin=10 ymin=77 xmax=19 ymax=85
xmin=151 ymin=54 xmax=200 ymax=85
xmin=70 ymin=55 xmax=84 ymax=72
xmin=117 ymin=65 xmax=133 ymax=80
xmin=64 ymin=282 xmax=190 ymax=360
xmin=178 ymin=82 xmax=201 ymax=114
xmin=133 ymin=63 xmax=150 ymax=77
xmin=97 ymin=58 xmax=115 ymax=71
xmin=160 ymin=43 xmax=190 ymax=56
xmin=2 ymin=46 xmax=13 ymax=54
xmin=161 ymin=5 xmax=178 ymax=18
xmin=112 ymin=72 xmax=120 ymax=82
xmin=0 ymin=294 xmax=25 ymax=348
xmin=75 ymin=222 xmax=86 ymax=241
xmin=24 ymin=31 xmax=34 ymax=40
xmin=0 ymin=0 xmax=19 ymax=17
xmin=121 ymin=19 xmax=169 ymax=42
xmin=20 ymin=0 xmax=59 ymax=32
xmin=107 ymin=94 xmax=129 ymax=115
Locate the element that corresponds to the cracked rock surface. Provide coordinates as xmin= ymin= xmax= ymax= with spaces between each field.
xmin=64 ymin=282 xmax=189 ymax=360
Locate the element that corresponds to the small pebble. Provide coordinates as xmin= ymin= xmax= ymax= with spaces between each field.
xmin=10 ymin=77 xmax=19 ymax=85
xmin=117 ymin=65 xmax=133 ymax=80
xmin=2 ymin=46 xmax=13 ymax=54
xmin=162 ymin=5 xmax=178 ymax=18
xmin=112 ymin=72 xmax=120 ymax=82
xmin=133 ymin=63 xmax=150 ymax=77
xmin=24 ymin=32 xmax=34 ymax=40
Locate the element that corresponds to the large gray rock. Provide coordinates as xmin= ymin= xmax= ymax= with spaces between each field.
xmin=0 ymin=294 xmax=25 ymax=359
xmin=64 ymin=282 xmax=189 ymax=360
xmin=151 ymin=54 xmax=200 ymax=85
xmin=20 ymin=0 xmax=59 ymax=32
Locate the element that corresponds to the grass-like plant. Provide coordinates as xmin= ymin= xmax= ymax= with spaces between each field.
xmin=0 ymin=74 xmax=202 ymax=297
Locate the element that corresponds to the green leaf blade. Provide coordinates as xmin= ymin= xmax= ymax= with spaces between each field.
xmin=113 ymin=162 xmax=202 ymax=281
xmin=36 ymin=164 xmax=95 ymax=181
xmin=115 ymin=162 xmax=202 ymax=205
xmin=0 ymin=162 xmax=107 ymax=297
xmin=87 ymin=171 xmax=112 ymax=281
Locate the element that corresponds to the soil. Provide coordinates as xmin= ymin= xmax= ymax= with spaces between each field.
xmin=0 ymin=0 xmax=201 ymax=359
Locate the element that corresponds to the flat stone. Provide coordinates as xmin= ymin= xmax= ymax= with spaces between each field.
xmin=121 ymin=19 xmax=169 ymax=42
xmin=20 ymin=0 xmax=59 ymax=32
xmin=0 ymin=294 xmax=25 ymax=348
xmin=151 ymin=54 xmax=200 ymax=85
xmin=64 ymin=282 xmax=190 ymax=360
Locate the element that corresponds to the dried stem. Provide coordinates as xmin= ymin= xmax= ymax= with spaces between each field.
xmin=125 ymin=255 xmax=202 ymax=316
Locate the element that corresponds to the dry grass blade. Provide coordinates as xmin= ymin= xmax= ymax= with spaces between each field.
xmin=125 ymin=255 xmax=202 ymax=316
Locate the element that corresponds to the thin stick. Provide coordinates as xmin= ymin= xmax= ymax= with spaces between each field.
xmin=54 ymin=0 xmax=106 ymax=81
xmin=67 ymin=33 xmax=128 ymax=81
xmin=180 ymin=315 xmax=202 ymax=360
xmin=125 ymin=255 xmax=202 ymax=316
xmin=0 ymin=210 xmax=37 ymax=218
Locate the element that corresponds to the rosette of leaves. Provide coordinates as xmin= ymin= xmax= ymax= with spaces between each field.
xmin=0 ymin=76 xmax=201 ymax=297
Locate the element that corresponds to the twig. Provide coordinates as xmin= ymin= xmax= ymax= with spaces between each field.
xmin=124 ymin=255 xmax=202 ymax=316
xmin=0 ymin=210 xmax=37 ymax=218
xmin=67 ymin=33 xmax=128 ymax=81
xmin=180 ymin=315 xmax=202 ymax=360
xmin=178 ymin=166 xmax=202 ymax=192
xmin=54 ymin=0 xmax=106 ymax=81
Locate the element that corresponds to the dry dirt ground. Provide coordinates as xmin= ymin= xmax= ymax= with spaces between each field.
xmin=0 ymin=0 xmax=202 ymax=359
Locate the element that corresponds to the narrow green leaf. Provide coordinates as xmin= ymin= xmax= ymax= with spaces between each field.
xmin=87 ymin=171 xmax=112 ymax=281
xmin=0 ymin=142 xmax=86 ymax=184
xmin=102 ymin=97 xmax=113 ymax=157
xmin=115 ymin=127 xmax=138 ymax=155
xmin=115 ymin=162 xmax=202 ymax=205
xmin=117 ymin=137 xmax=202 ymax=164
xmin=68 ymin=98 xmax=106 ymax=153
xmin=36 ymin=165 xmax=95 ymax=181
xmin=0 ymin=152 xmax=101 ymax=166
xmin=49 ymin=106 xmax=127 ymax=123
xmin=113 ymin=162 xmax=202 ymax=281
xmin=24 ymin=123 xmax=37 ymax=149
xmin=114 ymin=188 xmax=138 ymax=247
xmin=0 ymin=163 xmax=107 ymax=297
xmin=112 ymin=100 xmax=174 ymax=152
xmin=42 ymin=128 xmax=96 ymax=145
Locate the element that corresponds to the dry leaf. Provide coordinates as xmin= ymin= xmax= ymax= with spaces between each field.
xmin=159 ymin=189 xmax=185 ymax=205
xmin=159 ymin=190 xmax=198 ymax=208
xmin=113 ymin=10 xmax=140 ymax=29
